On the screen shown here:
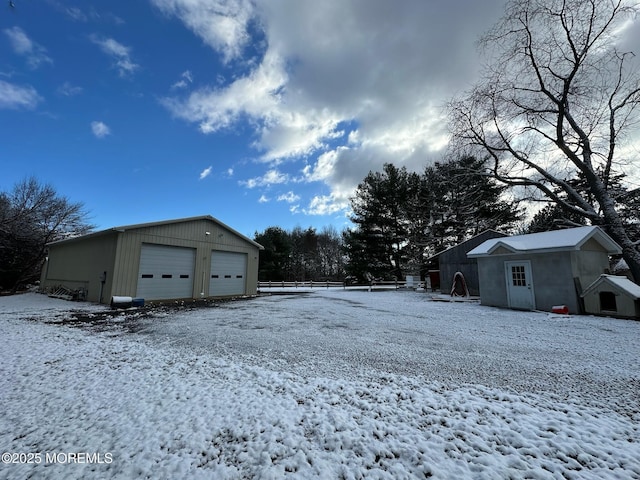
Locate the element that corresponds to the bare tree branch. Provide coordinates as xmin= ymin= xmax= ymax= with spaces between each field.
xmin=449 ymin=0 xmax=640 ymax=281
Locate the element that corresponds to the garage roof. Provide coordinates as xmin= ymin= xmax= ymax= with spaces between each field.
xmin=467 ymin=226 xmax=621 ymax=257
xmin=47 ymin=215 xmax=264 ymax=249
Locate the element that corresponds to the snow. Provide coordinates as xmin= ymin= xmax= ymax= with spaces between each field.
xmin=467 ymin=226 xmax=621 ymax=256
xmin=600 ymin=275 xmax=640 ymax=299
xmin=1 ymin=290 xmax=639 ymax=479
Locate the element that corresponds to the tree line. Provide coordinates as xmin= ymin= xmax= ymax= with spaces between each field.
xmin=253 ymin=225 xmax=345 ymax=282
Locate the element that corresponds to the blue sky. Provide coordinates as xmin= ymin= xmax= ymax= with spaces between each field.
xmin=2 ymin=0 xmax=516 ymax=238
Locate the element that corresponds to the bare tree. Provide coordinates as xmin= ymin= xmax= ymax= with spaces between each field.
xmin=448 ymin=0 xmax=640 ymax=281
xmin=0 ymin=177 xmax=94 ymax=292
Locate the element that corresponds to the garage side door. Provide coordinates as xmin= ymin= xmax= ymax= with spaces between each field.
xmin=209 ymin=251 xmax=247 ymax=297
xmin=136 ymin=244 xmax=196 ymax=300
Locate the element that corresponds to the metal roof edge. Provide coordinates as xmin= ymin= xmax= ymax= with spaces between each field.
xmin=46 ymin=228 xmax=119 ymax=246
xmin=114 ymin=215 xmax=265 ymax=250
xmin=47 ymin=215 xmax=264 ymax=250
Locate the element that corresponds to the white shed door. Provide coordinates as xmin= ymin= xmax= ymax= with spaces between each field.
xmin=505 ymin=260 xmax=535 ymax=310
xmin=209 ymin=251 xmax=247 ymax=296
xmin=136 ymin=244 xmax=196 ymax=300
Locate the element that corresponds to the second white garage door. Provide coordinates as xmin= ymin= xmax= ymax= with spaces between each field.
xmin=136 ymin=244 xmax=196 ymax=300
xmin=209 ymin=251 xmax=247 ymax=296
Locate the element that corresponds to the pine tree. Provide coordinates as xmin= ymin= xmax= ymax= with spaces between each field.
xmin=423 ymin=156 xmax=521 ymax=254
xmin=343 ymin=157 xmax=522 ymax=281
xmin=346 ymin=164 xmax=413 ymax=281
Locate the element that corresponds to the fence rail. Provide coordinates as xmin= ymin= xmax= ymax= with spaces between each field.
xmin=258 ymin=280 xmax=418 ymax=290
xmin=258 ymin=281 xmax=345 ymax=289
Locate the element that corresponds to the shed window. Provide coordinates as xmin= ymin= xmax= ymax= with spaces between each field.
xmin=180 ymin=274 xmax=189 ymax=279
xmin=162 ymin=274 xmax=173 ymax=279
xmin=224 ymin=275 xmax=232 ymax=278
xmin=511 ymin=265 xmax=526 ymax=286
xmin=141 ymin=274 xmax=153 ymax=279
xmin=211 ymin=275 xmax=219 ymax=278
xmin=236 ymin=275 xmax=243 ymax=278
xmin=599 ymin=291 xmax=617 ymax=312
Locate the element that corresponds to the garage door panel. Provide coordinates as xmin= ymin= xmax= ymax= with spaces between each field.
xmin=137 ymin=244 xmax=195 ymax=300
xmin=210 ymin=251 xmax=247 ymax=296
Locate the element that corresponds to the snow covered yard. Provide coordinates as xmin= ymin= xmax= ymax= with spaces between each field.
xmin=1 ymin=291 xmax=638 ymax=479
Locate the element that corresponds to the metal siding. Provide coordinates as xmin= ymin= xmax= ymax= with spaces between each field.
xmin=44 ymin=218 xmax=260 ymax=301
xmin=111 ymin=218 xmax=260 ymax=299
xmin=136 ymin=244 xmax=196 ymax=300
xmin=41 ymin=233 xmax=118 ymax=303
xmin=209 ymin=251 xmax=247 ymax=296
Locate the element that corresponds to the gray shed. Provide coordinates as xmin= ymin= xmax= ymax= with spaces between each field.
xmin=581 ymin=275 xmax=640 ymax=319
xmin=467 ymin=226 xmax=622 ymax=313
xmin=40 ymin=215 xmax=264 ymax=303
xmin=427 ymin=230 xmax=507 ymax=296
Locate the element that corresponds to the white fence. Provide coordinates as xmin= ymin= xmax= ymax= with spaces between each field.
xmin=258 ymin=280 xmax=418 ymax=291
xmin=258 ymin=281 xmax=345 ymax=289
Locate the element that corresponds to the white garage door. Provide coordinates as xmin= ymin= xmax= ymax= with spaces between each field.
xmin=209 ymin=251 xmax=247 ymax=297
xmin=136 ymin=244 xmax=196 ymax=300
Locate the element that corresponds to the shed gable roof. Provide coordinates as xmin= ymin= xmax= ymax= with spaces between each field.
xmin=467 ymin=226 xmax=621 ymax=258
xmin=426 ymin=229 xmax=507 ymax=261
xmin=581 ymin=275 xmax=640 ymax=299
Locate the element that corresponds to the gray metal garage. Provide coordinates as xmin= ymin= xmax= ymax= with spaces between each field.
xmin=40 ymin=215 xmax=263 ymax=303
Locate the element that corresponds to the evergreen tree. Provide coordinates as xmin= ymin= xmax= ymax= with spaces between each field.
xmin=423 ymin=156 xmax=522 ymax=255
xmin=254 ymin=227 xmax=291 ymax=281
xmin=343 ymin=157 xmax=522 ymax=281
xmin=347 ymin=164 xmax=413 ymax=281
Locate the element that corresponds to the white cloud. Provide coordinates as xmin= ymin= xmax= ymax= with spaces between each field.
xmin=155 ymin=0 xmax=513 ymax=217
xmin=151 ymin=0 xmax=254 ymax=63
xmin=0 ymin=80 xmax=42 ymax=110
xmin=161 ymin=49 xmax=287 ymax=136
xmin=91 ymin=121 xmax=111 ymax=138
xmin=171 ymin=70 xmax=193 ymax=90
xmin=91 ymin=36 xmax=139 ymax=77
xmin=57 ymin=82 xmax=83 ymax=97
xmin=303 ymin=194 xmax=348 ymax=216
xmin=258 ymin=194 xmax=269 ymax=203
xmin=65 ymin=7 xmax=88 ymax=22
xmin=241 ymin=168 xmax=290 ymax=189
xmin=57 ymin=5 xmax=123 ymax=24
xmin=4 ymin=27 xmax=53 ymax=69
xmin=277 ymin=191 xmax=300 ymax=203
xmin=199 ymin=166 xmax=213 ymax=180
